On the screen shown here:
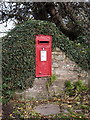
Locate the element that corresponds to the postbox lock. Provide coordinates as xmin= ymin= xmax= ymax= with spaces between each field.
xmin=39 ymin=72 xmax=42 ymax=74
xmin=42 ymin=48 xmax=45 ymax=50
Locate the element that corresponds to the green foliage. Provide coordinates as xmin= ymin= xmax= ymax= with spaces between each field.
xmin=2 ymin=20 xmax=90 ymax=103
xmin=46 ymin=74 xmax=57 ymax=97
xmin=74 ymin=37 xmax=90 ymax=70
xmin=81 ymin=104 xmax=89 ymax=110
xmin=64 ymin=80 xmax=88 ymax=97
xmin=2 ymin=83 xmax=13 ymax=104
xmin=46 ymin=74 xmax=57 ymax=90
xmin=2 ymin=20 xmax=67 ymax=92
xmin=64 ymin=80 xmax=75 ymax=97
xmin=76 ymin=35 xmax=86 ymax=43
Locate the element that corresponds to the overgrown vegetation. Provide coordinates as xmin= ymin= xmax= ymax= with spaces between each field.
xmin=2 ymin=20 xmax=90 ymax=104
xmin=64 ymin=80 xmax=88 ymax=100
xmin=2 ymin=80 xmax=89 ymax=119
xmin=46 ymin=74 xmax=57 ymax=96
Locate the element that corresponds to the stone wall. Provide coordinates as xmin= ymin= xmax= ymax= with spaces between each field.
xmin=50 ymin=47 xmax=88 ymax=95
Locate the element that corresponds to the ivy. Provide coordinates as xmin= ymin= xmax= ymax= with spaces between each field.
xmin=2 ymin=20 xmax=90 ymax=103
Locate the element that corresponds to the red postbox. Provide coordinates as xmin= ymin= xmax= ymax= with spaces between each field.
xmin=36 ymin=34 xmax=52 ymax=77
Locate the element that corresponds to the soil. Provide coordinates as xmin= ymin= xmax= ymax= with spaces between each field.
xmin=2 ymin=101 xmax=19 ymax=120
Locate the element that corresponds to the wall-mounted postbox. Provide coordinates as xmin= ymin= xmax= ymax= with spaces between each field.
xmin=36 ymin=35 xmax=52 ymax=77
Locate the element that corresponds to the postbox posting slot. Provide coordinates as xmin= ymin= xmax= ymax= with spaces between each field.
xmin=39 ymin=41 xmax=49 ymax=43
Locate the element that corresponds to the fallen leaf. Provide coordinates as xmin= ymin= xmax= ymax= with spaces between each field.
xmin=68 ymin=105 xmax=72 ymax=108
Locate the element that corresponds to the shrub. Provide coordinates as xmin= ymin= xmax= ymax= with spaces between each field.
xmin=2 ymin=20 xmax=89 ymax=103
xmin=64 ymin=80 xmax=88 ymax=98
xmin=2 ymin=20 xmax=69 ymax=91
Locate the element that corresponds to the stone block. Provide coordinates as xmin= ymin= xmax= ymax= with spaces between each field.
xmin=54 ymin=68 xmax=61 ymax=75
xmin=55 ymin=55 xmax=65 ymax=61
xmin=34 ymin=104 xmax=60 ymax=115
xmin=62 ymin=64 xmax=74 ymax=71
xmin=55 ymin=47 xmax=60 ymax=51
xmin=52 ymin=63 xmax=58 ymax=68
xmin=52 ymin=52 xmax=59 ymax=55
xmin=79 ymin=71 xmax=88 ymax=77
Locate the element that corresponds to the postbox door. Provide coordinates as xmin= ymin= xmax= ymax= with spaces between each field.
xmin=36 ymin=35 xmax=52 ymax=77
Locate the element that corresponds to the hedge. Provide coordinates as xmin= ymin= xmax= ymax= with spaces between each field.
xmin=2 ymin=20 xmax=89 ymax=92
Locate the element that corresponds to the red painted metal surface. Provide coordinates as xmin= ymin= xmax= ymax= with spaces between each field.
xmin=36 ymin=34 xmax=52 ymax=77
